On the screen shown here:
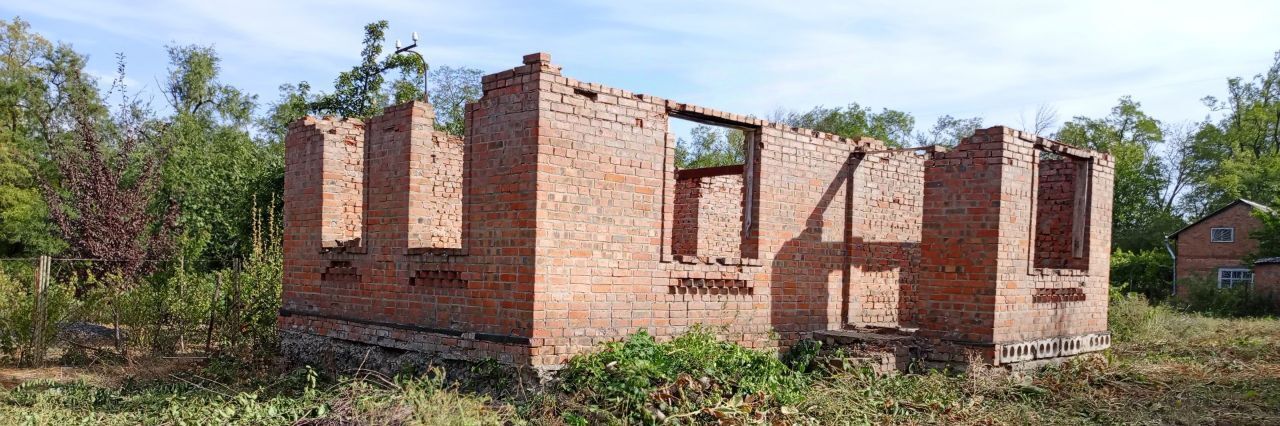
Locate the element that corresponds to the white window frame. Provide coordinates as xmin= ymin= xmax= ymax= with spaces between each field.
xmin=1210 ymin=227 xmax=1235 ymax=243
xmin=1217 ymin=268 xmax=1253 ymax=289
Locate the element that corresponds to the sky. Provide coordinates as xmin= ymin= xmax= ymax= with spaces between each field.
xmin=5 ymin=0 xmax=1280 ymax=137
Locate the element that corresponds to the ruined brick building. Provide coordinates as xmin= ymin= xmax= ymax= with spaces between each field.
xmin=280 ymin=53 xmax=1115 ymax=372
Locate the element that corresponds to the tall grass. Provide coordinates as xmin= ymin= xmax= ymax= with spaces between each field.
xmin=0 ymin=200 xmax=284 ymax=364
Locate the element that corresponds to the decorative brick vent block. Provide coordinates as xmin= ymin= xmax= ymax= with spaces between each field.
xmin=1032 ymin=287 xmax=1087 ymax=303
xmin=280 ymin=52 xmax=1115 ymax=373
xmin=321 ymin=261 xmax=360 ymax=282
xmin=670 ymin=278 xmax=752 ymax=295
xmin=410 ymin=270 xmax=466 ymax=288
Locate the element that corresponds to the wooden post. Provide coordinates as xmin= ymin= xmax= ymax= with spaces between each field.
xmin=229 ymin=259 xmax=242 ymax=349
xmin=177 ymin=256 xmax=185 ymax=353
xmin=1071 ymin=159 xmax=1091 ymax=259
xmin=206 ymin=271 xmax=221 ymax=353
xmin=30 ymin=255 xmax=50 ymax=366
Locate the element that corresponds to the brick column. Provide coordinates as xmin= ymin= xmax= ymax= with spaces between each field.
xmin=282 ymin=115 xmax=364 ymax=313
xmin=917 ymin=130 xmax=1005 ymax=344
xmin=363 ymin=101 xmax=454 ymax=255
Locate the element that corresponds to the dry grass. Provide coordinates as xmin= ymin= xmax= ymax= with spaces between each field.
xmin=1 ymin=297 xmax=1277 ymax=425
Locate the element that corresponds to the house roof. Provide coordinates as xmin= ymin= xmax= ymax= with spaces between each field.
xmin=1167 ymin=199 xmax=1273 ymax=239
xmin=1257 ymin=257 xmax=1280 ymax=265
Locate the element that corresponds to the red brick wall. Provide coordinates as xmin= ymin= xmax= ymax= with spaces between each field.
xmin=520 ymin=60 xmax=930 ymax=362
xmin=673 ymin=169 xmax=744 ymax=258
xmin=844 ymin=151 xmax=925 ymax=328
xmin=754 ymin=130 xmax=925 ymax=342
xmin=283 ymin=116 xmax=364 ymax=248
xmin=281 ymin=53 xmax=1114 ymax=369
xmin=281 ymin=74 xmax=542 ymax=364
xmin=1255 ymin=263 xmax=1280 ymax=306
xmin=1174 ymin=203 xmax=1263 ymax=294
xmin=413 ymin=130 xmax=463 ymax=249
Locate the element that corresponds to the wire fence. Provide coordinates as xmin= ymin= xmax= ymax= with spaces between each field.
xmin=0 ymin=254 xmax=281 ymax=367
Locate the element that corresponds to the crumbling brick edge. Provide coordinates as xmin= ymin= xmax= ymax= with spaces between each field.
xmin=280 ymin=309 xmax=530 ymax=345
xmin=279 ymin=330 xmax=546 ymax=385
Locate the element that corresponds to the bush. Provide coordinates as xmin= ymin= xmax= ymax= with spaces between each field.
xmin=1177 ymin=277 xmax=1277 ymax=317
xmin=1110 ymin=248 xmax=1173 ymax=302
xmin=0 ymin=266 xmax=79 ymax=365
xmin=1108 ymin=289 xmax=1159 ymax=342
xmin=99 ymin=203 xmax=283 ymax=358
xmin=554 ymin=327 xmax=809 ymax=424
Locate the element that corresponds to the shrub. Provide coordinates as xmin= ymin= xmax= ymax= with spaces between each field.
xmin=1110 ymin=248 xmax=1173 ymax=302
xmin=555 ymin=327 xmax=809 ymax=424
xmin=1177 ymin=276 xmax=1277 ymax=317
xmin=1108 ymin=288 xmax=1159 ymax=342
xmin=0 ymin=266 xmax=79 ymax=365
xmin=99 ymin=200 xmax=283 ymax=358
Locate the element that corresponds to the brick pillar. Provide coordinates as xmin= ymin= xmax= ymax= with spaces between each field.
xmin=363 ymin=101 xmax=451 ymax=255
xmin=917 ymin=129 xmax=1005 ymax=344
xmin=1257 ymin=263 xmax=1280 ymax=308
xmin=284 ymin=116 xmax=364 ymax=250
xmin=282 ymin=116 xmax=365 ymax=314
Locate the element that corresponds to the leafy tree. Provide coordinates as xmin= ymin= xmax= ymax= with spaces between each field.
xmin=308 ymin=21 xmax=425 ymax=120
xmin=157 ymin=44 xmax=275 ymax=262
xmin=260 ymin=82 xmax=313 ymax=142
xmin=1058 ymin=96 xmax=1182 ymax=251
xmin=675 ymin=124 xmax=745 ymax=169
xmin=1181 ymin=52 xmax=1280 ymax=215
xmin=39 ymin=61 xmax=179 ymax=286
xmin=914 ymin=115 xmax=983 ymax=147
xmin=1111 ymin=248 xmax=1174 ymax=301
xmin=775 ymin=104 xmax=915 ymax=147
xmin=0 ymin=17 xmax=91 ymax=256
xmin=429 ymin=65 xmax=483 ymax=136
xmin=1252 ymin=203 xmax=1280 ymax=262
xmin=263 ymin=21 xmax=483 ymax=138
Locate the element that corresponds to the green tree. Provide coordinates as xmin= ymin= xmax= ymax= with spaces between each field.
xmin=776 ymin=104 xmax=916 ymax=147
xmin=429 ymin=65 xmax=483 ymax=136
xmin=0 ymin=17 xmax=96 ymax=256
xmin=1058 ymin=96 xmax=1182 ymax=252
xmin=1182 ymin=52 xmax=1280 ymax=215
xmin=263 ymin=21 xmax=483 ymax=138
xmin=157 ymin=44 xmax=275 ymax=262
xmin=1252 ymin=203 xmax=1280 ymax=262
xmin=1111 ymin=247 xmax=1174 ymax=301
xmin=914 ymin=115 xmax=983 ymax=147
xmin=675 ymin=124 xmax=745 ymax=169
xmin=308 ymin=20 xmax=426 ymax=120
xmin=259 ymin=82 xmax=313 ymax=142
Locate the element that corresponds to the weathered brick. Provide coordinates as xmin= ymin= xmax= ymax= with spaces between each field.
xmin=281 ymin=53 xmax=1116 ymax=371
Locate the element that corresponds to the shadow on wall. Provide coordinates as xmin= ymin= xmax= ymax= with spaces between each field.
xmin=769 ymin=154 xmax=919 ymax=344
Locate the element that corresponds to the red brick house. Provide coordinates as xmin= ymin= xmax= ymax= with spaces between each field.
xmin=1257 ymin=257 xmax=1280 ymax=305
xmin=1168 ymin=199 xmax=1272 ymax=295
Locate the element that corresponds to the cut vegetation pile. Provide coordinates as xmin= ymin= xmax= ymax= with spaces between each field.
xmin=2 ymin=295 xmax=1279 ymax=425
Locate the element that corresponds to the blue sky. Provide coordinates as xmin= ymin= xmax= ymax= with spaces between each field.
xmin=5 ymin=0 xmax=1280 ymax=135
